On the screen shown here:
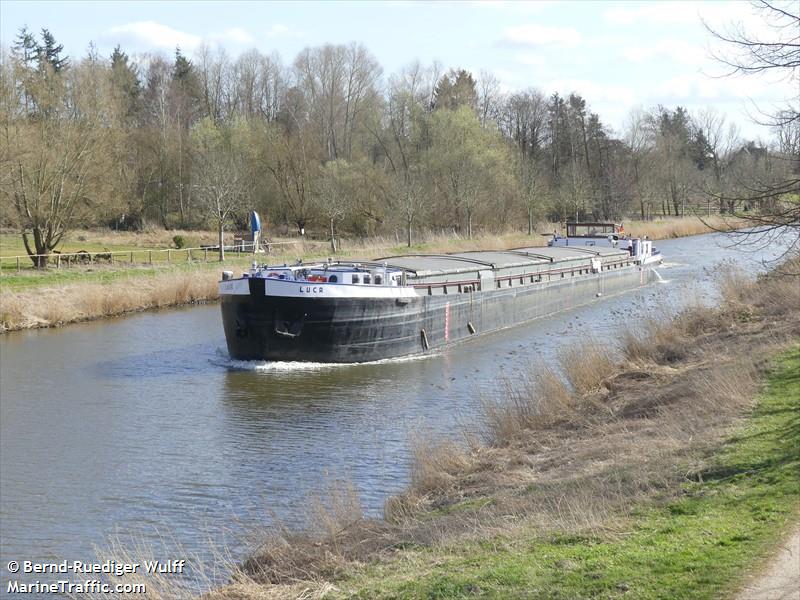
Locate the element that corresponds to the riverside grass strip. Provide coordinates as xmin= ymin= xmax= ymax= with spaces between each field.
xmin=335 ymin=346 xmax=800 ymax=600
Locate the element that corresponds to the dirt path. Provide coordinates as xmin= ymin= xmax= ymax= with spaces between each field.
xmin=737 ymin=526 xmax=800 ymax=600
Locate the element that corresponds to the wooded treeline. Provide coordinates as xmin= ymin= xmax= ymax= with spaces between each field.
xmin=1 ymin=27 xmax=796 ymax=260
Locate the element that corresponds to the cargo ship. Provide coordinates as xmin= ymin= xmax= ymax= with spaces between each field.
xmin=220 ymin=226 xmax=662 ymax=362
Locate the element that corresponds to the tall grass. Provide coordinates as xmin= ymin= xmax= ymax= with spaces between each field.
xmin=0 ymin=271 xmax=219 ymax=332
xmin=626 ymin=215 xmax=743 ymax=240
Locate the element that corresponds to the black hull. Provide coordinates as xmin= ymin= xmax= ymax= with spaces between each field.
xmin=221 ymin=267 xmax=655 ymax=363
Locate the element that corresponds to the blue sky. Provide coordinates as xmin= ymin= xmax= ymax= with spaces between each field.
xmin=1 ymin=1 xmax=794 ymax=140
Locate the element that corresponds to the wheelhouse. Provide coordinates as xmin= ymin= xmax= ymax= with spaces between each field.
xmin=565 ymin=222 xmax=623 ymax=237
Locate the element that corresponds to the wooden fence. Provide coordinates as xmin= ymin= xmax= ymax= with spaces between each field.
xmin=0 ymin=240 xmax=303 ymax=273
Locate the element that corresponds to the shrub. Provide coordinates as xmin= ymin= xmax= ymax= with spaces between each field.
xmin=172 ymin=234 xmax=186 ymax=249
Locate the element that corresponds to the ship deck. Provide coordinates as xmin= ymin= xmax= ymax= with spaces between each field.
xmin=371 ymin=246 xmax=631 ymax=283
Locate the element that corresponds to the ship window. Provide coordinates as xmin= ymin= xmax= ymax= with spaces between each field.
xmin=364 ymin=275 xmax=371 ymax=284
xmin=328 ymin=275 xmax=338 ymax=283
xmin=352 ymin=274 xmax=360 ymax=284
xmin=374 ymin=274 xmax=382 ymax=285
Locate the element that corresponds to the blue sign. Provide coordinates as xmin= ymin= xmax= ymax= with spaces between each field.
xmin=250 ymin=211 xmax=261 ymax=233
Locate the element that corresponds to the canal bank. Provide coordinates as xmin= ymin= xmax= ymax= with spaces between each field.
xmin=204 ymin=256 xmax=800 ymax=600
xmin=0 ymin=231 xmax=791 ymax=596
xmin=0 ymin=217 xmax=739 ymax=333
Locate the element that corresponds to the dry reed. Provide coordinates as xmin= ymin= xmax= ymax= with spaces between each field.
xmin=558 ymin=343 xmax=618 ymax=395
xmin=0 ymin=271 xmax=219 ymax=332
xmin=409 ymin=436 xmax=472 ymax=495
xmin=626 ymin=215 xmax=743 ymax=240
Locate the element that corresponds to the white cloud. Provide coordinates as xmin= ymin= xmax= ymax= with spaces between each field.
xmin=266 ymin=24 xmax=305 ymax=39
xmin=653 ymin=72 xmax=786 ymax=102
xmin=209 ymin=27 xmax=255 ymax=45
xmin=542 ymin=78 xmax=638 ymax=106
xmin=620 ymin=39 xmax=704 ymax=66
xmin=515 ymin=52 xmax=545 ymax=66
xmin=604 ymin=2 xmax=701 ymax=26
xmin=107 ymin=21 xmax=202 ymax=52
xmin=471 ymin=0 xmax=556 ymax=13
xmin=603 ymin=1 xmax=770 ymax=32
xmin=501 ymin=24 xmax=581 ymax=47
xmin=105 ymin=21 xmax=258 ymax=53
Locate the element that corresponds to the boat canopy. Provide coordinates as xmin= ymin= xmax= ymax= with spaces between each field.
xmin=566 ymin=222 xmax=622 ymax=237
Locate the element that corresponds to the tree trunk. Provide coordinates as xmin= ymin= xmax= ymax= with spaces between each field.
xmin=527 ymin=208 xmax=533 ymax=235
xmin=330 ymin=218 xmax=336 ymax=253
xmin=407 ymin=215 xmax=412 ymax=248
xmin=467 ymin=209 xmax=473 ymax=239
xmin=23 ymin=229 xmax=49 ymax=269
xmin=218 ymin=220 xmax=225 ymax=262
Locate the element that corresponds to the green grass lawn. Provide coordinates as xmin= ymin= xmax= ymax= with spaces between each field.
xmin=0 ymin=230 xmax=274 ymax=291
xmin=336 ymin=346 xmax=800 ymax=599
xmin=0 ymin=231 xmax=161 ymax=256
xmin=0 ymin=258 xmax=262 ymax=291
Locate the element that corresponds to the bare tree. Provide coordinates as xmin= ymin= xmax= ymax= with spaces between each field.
xmin=394 ymin=168 xmax=426 ymax=247
xmin=263 ymin=120 xmax=318 ymax=235
xmin=477 ymin=70 xmax=502 ymax=127
xmin=191 ymin=117 xmax=246 ymax=261
xmin=623 ymin=107 xmax=654 ymax=220
xmin=518 ymin=157 xmax=549 ymax=235
xmin=2 ymin=51 xmax=108 ymax=267
xmin=704 ymin=0 xmax=799 ymax=256
xmin=314 ymin=159 xmax=352 ymax=252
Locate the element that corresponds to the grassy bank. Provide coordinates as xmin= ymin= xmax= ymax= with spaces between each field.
xmin=178 ymin=256 xmax=797 ymax=600
xmin=0 ymin=216 xmax=740 ymax=333
xmin=332 ymin=349 xmax=799 ymax=600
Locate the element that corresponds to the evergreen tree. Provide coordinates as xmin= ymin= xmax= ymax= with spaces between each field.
xmin=12 ymin=26 xmax=38 ymax=68
xmin=173 ymin=47 xmax=194 ymax=81
xmin=37 ymin=28 xmax=68 ymax=72
xmin=171 ymin=46 xmax=202 ymax=120
xmin=432 ymin=69 xmax=477 ymax=112
xmin=109 ymin=45 xmax=142 ymax=122
xmin=11 ymin=26 xmax=39 ymax=114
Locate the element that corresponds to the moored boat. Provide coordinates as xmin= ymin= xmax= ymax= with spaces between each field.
xmin=219 ymin=234 xmax=663 ymax=363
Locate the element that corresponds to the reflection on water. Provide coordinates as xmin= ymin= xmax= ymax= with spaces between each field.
xmin=0 ymin=231 xmax=791 ymax=589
